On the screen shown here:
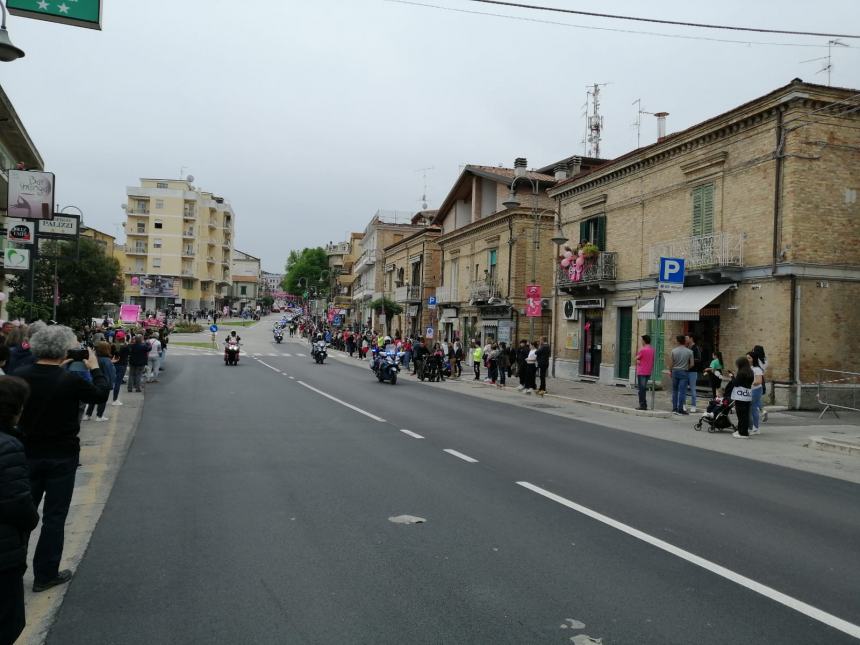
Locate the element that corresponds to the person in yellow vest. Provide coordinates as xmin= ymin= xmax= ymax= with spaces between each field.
xmin=471 ymin=341 xmax=483 ymax=381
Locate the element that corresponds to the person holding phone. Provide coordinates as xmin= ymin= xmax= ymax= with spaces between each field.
xmin=13 ymin=326 xmax=110 ymax=592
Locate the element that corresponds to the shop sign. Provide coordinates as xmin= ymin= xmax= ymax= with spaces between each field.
xmin=7 ymin=0 xmax=103 ymax=30
xmin=7 ymin=169 xmax=55 ymax=220
xmin=38 ymin=214 xmax=80 ymax=238
xmin=441 ymin=307 xmax=458 ymax=319
xmin=6 ymin=220 xmax=34 ymax=244
xmin=3 ymin=247 xmax=31 ymax=271
xmin=497 ymin=320 xmax=514 ymax=344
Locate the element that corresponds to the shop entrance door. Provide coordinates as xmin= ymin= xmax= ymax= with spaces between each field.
xmin=616 ymin=307 xmax=632 ymax=379
xmin=581 ymin=309 xmax=603 ymax=377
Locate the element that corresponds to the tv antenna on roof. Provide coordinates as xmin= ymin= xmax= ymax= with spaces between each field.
xmin=415 ymin=166 xmax=434 ymax=210
xmin=800 ymin=39 xmax=847 ymax=86
xmin=632 ymin=99 xmax=656 ymax=149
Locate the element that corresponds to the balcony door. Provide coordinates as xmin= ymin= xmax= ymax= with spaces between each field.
xmin=579 ymin=215 xmax=606 ymax=250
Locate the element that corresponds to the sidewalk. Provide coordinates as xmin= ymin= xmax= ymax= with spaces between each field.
xmin=18 ymin=391 xmax=145 ymax=645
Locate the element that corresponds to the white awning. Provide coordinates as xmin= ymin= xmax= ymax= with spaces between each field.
xmin=637 ymin=284 xmax=734 ymax=321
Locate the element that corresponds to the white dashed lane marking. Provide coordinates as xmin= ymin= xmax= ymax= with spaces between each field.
xmin=443 ymin=449 xmax=478 ymax=463
xmin=399 ymin=429 xmax=424 ymax=439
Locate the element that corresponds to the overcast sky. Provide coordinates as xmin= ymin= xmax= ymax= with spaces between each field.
xmin=3 ymin=0 xmax=858 ymax=272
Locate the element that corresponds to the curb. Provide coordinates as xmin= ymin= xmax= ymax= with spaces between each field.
xmin=544 ymin=393 xmax=673 ymax=418
xmin=809 ymin=435 xmax=860 ymax=457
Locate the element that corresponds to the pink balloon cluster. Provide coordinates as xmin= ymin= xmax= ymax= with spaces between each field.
xmin=559 ymin=246 xmax=586 ymax=282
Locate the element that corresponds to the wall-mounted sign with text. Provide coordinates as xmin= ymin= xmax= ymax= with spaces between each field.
xmin=38 ymin=214 xmax=80 ymax=239
xmin=5 ymin=220 xmax=35 ymax=244
xmin=3 ymin=247 xmax=31 ymax=271
xmin=7 ymin=169 xmax=54 ymax=220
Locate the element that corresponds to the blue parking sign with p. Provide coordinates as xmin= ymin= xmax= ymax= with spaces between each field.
xmin=658 ymin=257 xmax=685 ymax=291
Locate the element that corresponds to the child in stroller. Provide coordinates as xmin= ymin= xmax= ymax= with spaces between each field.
xmin=694 ymin=373 xmax=737 ymax=433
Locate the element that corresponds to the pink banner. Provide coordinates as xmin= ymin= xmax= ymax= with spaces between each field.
xmin=525 ymin=284 xmax=542 ymax=317
xmin=119 ymin=304 xmax=141 ymax=323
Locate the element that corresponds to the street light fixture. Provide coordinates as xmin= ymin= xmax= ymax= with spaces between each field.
xmin=0 ymin=2 xmax=25 ymax=62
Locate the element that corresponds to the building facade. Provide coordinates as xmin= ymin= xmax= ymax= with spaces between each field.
xmin=548 ymin=79 xmax=860 ymax=408
xmin=122 ymin=178 xmax=235 ymax=313
xmin=327 ymin=233 xmax=363 ymax=321
xmin=351 ymin=211 xmax=425 ymax=331
xmin=0 ymin=84 xmax=44 ymax=320
xmin=381 ymin=219 xmax=440 ymax=338
xmin=230 ymin=249 xmax=261 ymax=311
xmin=431 ymin=158 xmax=602 ymax=345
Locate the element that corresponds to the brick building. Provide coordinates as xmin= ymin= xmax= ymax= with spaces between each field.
xmin=381 ymin=213 xmax=440 ymax=338
xmin=432 ymin=157 xmax=603 ymax=345
xmin=547 ymin=79 xmax=860 ymax=408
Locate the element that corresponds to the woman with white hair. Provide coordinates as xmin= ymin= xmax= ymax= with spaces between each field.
xmin=13 ymin=325 xmax=110 ymax=593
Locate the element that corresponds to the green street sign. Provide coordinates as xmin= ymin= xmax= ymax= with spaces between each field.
xmin=7 ymin=0 xmax=102 ymax=30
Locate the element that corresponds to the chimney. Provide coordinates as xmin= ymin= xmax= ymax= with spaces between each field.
xmin=569 ymin=156 xmax=582 ymax=176
xmin=514 ymin=157 xmax=528 ymax=178
xmin=553 ymin=162 xmax=569 ymax=181
xmin=655 ymin=112 xmax=669 ymax=141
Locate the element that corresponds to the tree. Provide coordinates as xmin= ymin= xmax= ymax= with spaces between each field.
xmin=281 ymin=247 xmax=330 ymax=297
xmin=7 ymin=238 xmax=123 ymax=325
xmin=261 ymin=295 xmax=274 ymax=308
xmin=369 ymin=296 xmax=402 ymax=335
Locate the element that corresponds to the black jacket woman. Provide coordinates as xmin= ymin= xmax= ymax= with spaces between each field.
xmin=0 ymin=376 xmax=39 ymax=645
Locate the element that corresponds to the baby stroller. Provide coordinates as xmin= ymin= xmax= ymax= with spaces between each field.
xmin=694 ymin=398 xmax=736 ymax=433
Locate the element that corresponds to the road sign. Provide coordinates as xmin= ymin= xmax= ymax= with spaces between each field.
xmin=3 ymin=247 xmax=30 ymax=271
xmin=7 ymin=0 xmax=103 ymax=30
xmin=425 ymin=327 xmax=434 ymax=339
xmin=653 ymin=292 xmax=665 ymax=319
xmin=428 ymin=295 xmax=437 ymax=310
xmin=210 ymin=324 xmax=218 ymax=333
xmin=658 ymin=257 xmax=685 ymax=292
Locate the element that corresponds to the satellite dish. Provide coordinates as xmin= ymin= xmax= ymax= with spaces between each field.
xmin=186 ymin=175 xmax=195 ymax=183
xmin=121 ymin=204 xmax=127 ymax=211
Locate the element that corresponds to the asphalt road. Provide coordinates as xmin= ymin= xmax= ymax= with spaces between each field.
xmin=46 ymin=321 xmax=860 ymax=644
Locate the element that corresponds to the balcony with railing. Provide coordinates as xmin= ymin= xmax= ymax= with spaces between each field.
xmin=469 ymin=277 xmax=502 ymax=303
xmin=648 ymin=232 xmax=744 ymax=275
xmin=183 ymin=209 xmax=196 ymax=220
xmin=434 ymin=284 xmax=459 ymax=304
xmin=183 ymin=229 xmax=194 ymax=238
xmin=394 ymin=285 xmax=422 ymax=302
xmin=557 ymin=252 xmax=618 ymax=292
xmin=352 ymin=283 xmax=373 ymax=301
xmin=127 ymin=245 xmax=148 ymax=255
xmin=182 ymin=248 xmax=195 ymax=257
xmin=127 ymin=208 xmax=150 ymax=215
xmin=353 ymin=251 xmax=376 ymax=274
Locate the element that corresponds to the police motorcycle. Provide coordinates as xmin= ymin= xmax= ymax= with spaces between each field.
xmin=370 ymin=338 xmax=402 ymax=384
xmin=273 ymin=327 xmax=284 ymax=344
xmin=311 ymin=336 xmax=328 ymax=364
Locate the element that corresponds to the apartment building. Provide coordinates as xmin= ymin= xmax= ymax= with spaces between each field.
xmin=547 ymin=79 xmax=860 ymax=408
xmin=261 ymin=271 xmax=284 ymax=296
xmin=431 ymin=157 xmax=603 ymax=345
xmin=230 ymin=249 xmax=261 ymax=311
xmin=326 ymin=233 xmax=363 ymax=319
xmin=381 ymin=212 xmax=440 ymax=337
xmin=123 ymin=178 xmax=235 ymax=312
xmin=352 ymin=211 xmax=426 ymax=330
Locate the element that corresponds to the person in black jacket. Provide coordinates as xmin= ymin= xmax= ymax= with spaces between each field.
xmin=536 ymin=336 xmax=551 ymax=396
xmin=15 ymin=325 xmax=110 ymax=593
xmin=0 ymin=376 xmax=39 ymax=645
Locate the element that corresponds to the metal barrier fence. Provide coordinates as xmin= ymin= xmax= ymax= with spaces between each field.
xmin=817 ymin=369 xmax=860 ymax=419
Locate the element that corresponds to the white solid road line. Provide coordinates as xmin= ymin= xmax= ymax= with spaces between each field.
xmin=399 ymin=429 xmax=424 ymax=439
xmin=516 ymin=481 xmax=860 ymax=640
xmin=443 ymin=449 xmax=478 ymax=463
xmin=296 ymin=380 xmax=386 ymax=422
xmin=296 ymin=353 xmax=306 ymax=357
xmin=282 ymin=353 xmax=292 ymax=357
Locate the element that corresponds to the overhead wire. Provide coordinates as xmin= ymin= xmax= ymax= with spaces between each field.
xmin=386 ymin=0 xmax=854 ymax=49
xmin=467 ymin=0 xmax=860 ymax=40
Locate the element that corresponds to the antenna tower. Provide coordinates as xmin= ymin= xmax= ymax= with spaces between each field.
xmin=415 ymin=166 xmax=434 ymax=210
xmin=585 ymin=83 xmax=608 ymax=158
xmin=800 ymin=39 xmax=847 ymax=86
xmin=632 ymin=99 xmax=655 ymax=149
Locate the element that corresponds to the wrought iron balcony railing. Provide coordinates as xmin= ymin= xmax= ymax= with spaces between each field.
xmin=557 ymin=252 xmax=617 ymax=290
xmin=648 ymin=232 xmax=743 ymax=274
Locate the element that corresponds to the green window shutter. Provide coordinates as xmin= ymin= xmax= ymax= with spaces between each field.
xmin=702 ymin=184 xmax=714 ymax=235
xmin=692 ymin=186 xmax=704 ymax=237
xmin=579 ymin=220 xmax=589 ymax=245
xmin=595 ymin=215 xmax=607 ymax=251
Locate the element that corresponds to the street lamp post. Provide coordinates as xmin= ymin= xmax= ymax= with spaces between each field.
xmin=502 ymin=158 xmax=555 ymax=341
xmin=0 ymin=2 xmax=25 ymax=62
